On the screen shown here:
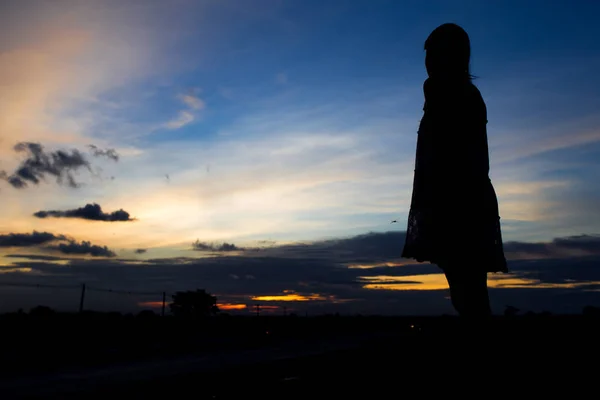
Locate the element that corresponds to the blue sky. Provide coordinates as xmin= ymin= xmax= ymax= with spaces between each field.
xmin=1 ymin=0 xmax=599 ymax=315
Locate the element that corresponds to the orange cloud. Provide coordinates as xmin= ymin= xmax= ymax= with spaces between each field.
xmin=218 ymin=303 xmax=247 ymax=310
xmin=361 ymin=273 xmax=600 ymax=291
xmin=251 ymin=292 xmax=326 ymax=302
xmin=361 ymin=274 xmax=448 ymax=290
xmin=347 ymin=261 xmax=415 ymax=269
xmin=138 ymin=301 xmax=163 ymax=308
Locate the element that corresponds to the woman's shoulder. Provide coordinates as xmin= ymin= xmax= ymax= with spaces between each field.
xmin=467 ymin=82 xmax=486 ymax=105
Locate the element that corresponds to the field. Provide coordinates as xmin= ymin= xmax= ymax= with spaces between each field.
xmin=1 ymin=312 xmax=598 ymax=398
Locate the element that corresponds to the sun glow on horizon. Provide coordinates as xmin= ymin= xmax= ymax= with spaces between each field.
xmin=251 ymin=293 xmax=327 ymax=302
xmin=360 ymin=274 xmax=600 ymax=291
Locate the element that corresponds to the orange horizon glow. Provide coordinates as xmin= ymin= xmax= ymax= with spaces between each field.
xmin=138 ymin=301 xmax=163 ymax=308
xmin=218 ymin=303 xmax=247 ymax=310
xmin=347 ymin=261 xmax=416 ymax=269
xmin=251 ymin=292 xmax=326 ymax=302
xmin=361 ymin=273 xmax=600 ymax=291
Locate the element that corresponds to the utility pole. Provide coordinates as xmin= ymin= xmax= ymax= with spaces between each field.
xmin=255 ymin=303 xmax=260 ymax=317
xmin=79 ymin=283 xmax=86 ymax=313
xmin=161 ymin=291 xmax=166 ymax=317
xmin=283 ymin=306 xmax=287 ymax=316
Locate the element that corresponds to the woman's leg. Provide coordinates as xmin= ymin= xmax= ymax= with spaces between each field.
xmin=443 ymin=263 xmax=491 ymax=318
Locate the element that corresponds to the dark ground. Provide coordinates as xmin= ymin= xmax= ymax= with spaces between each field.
xmin=1 ymin=313 xmax=598 ymax=399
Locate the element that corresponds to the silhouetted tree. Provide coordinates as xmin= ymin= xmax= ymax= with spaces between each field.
xmin=29 ymin=305 xmax=55 ymax=317
xmin=170 ymin=289 xmax=219 ymax=319
xmin=504 ymin=305 xmax=520 ymax=317
xmin=137 ymin=309 xmax=157 ymax=318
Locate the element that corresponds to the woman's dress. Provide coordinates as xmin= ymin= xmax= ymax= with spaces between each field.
xmin=401 ymin=78 xmax=508 ymax=273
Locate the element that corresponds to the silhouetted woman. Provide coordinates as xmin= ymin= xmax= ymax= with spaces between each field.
xmin=402 ymin=23 xmax=507 ymax=319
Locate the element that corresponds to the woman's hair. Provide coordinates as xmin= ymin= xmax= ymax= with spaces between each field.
xmin=424 ymin=23 xmax=475 ymax=81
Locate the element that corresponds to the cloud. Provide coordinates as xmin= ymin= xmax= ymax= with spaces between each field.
xmin=33 ymin=203 xmax=134 ymax=222
xmin=53 ymin=240 xmax=116 ymax=257
xmin=0 ymin=231 xmax=65 ymax=247
xmin=4 ymin=254 xmax=68 ymax=261
xmin=98 ymin=118 xmax=414 ymax=248
xmin=88 ymin=145 xmax=119 ymax=162
xmin=164 ymin=111 xmax=194 ymax=129
xmin=0 ymin=230 xmax=116 ymax=257
xmin=192 ymin=240 xmax=243 ymax=252
xmin=504 ymin=234 xmax=600 ymax=259
xmin=246 ymin=231 xmax=600 ymax=266
xmin=1 ymin=142 xmax=92 ymax=189
xmin=244 ymin=231 xmax=408 ymax=264
xmin=179 ymin=94 xmax=205 ymax=111
xmin=164 ymin=92 xmax=205 ymax=130
xmin=492 ymin=120 xmax=600 ymax=165
xmin=2 ymin=242 xmax=600 ymax=315
xmin=135 ymin=249 xmax=147 ymax=254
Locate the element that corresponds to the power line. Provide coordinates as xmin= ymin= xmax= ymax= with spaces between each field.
xmin=0 ymin=281 xmax=169 ymax=316
xmin=0 ymin=281 xmax=166 ymax=296
xmin=86 ymin=286 xmax=163 ymax=296
xmin=0 ymin=282 xmax=79 ymax=290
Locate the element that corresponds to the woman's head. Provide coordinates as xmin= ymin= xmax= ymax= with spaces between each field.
xmin=424 ymin=23 xmax=472 ymax=81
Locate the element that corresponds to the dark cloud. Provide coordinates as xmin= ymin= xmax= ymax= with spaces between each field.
xmin=244 ymin=231 xmax=600 ymax=265
xmin=53 ymin=240 xmax=116 ymax=257
xmin=237 ymin=231 xmax=407 ymax=264
xmin=551 ymin=234 xmax=600 ymax=252
xmin=1 ymin=142 xmax=91 ymax=189
xmin=135 ymin=249 xmax=147 ymax=254
xmin=4 ymin=254 xmax=68 ymax=261
xmin=88 ymin=145 xmax=119 ymax=162
xmin=0 ymin=231 xmax=116 ymax=257
xmin=3 ymin=251 xmax=600 ymax=315
xmin=504 ymin=234 xmax=600 ymax=259
xmin=192 ymin=240 xmax=243 ymax=252
xmin=2 ymin=232 xmax=600 ymax=315
xmin=0 ymin=231 xmax=65 ymax=247
xmin=33 ymin=203 xmax=134 ymax=222
xmin=355 ymin=277 xmax=423 ymax=285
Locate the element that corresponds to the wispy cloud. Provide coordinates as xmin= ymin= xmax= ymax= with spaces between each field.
xmin=88 ymin=145 xmax=119 ymax=162
xmin=179 ymin=93 xmax=205 ymax=110
xmin=164 ymin=111 xmax=195 ymax=129
xmin=1 ymin=142 xmax=93 ymax=189
xmin=164 ymin=92 xmax=205 ymax=129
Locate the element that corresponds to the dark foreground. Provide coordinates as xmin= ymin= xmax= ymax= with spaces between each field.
xmin=1 ymin=314 xmax=598 ymax=399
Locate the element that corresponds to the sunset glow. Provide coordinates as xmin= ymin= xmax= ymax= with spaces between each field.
xmin=0 ymin=1 xmax=599 ymax=315
xmin=251 ymin=293 xmax=327 ymax=302
xmin=218 ymin=303 xmax=247 ymax=311
xmin=138 ymin=301 xmax=163 ymax=309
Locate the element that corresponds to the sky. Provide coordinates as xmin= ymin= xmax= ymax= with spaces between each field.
xmin=1 ymin=0 xmax=600 ymax=316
